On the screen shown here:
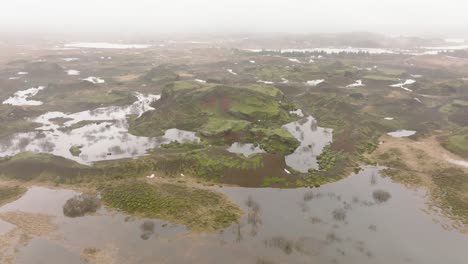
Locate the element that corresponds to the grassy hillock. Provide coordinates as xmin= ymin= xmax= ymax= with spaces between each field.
xmin=129 ymin=81 xmax=300 ymax=155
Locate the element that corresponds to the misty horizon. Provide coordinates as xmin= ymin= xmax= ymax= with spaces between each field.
xmin=1 ymin=0 xmax=468 ymax=38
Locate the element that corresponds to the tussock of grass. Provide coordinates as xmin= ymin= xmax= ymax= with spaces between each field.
xmin=0 ymin=186 xmax=27 ymax=206
xmin=100 ymin=180 xmax=241 ymax=231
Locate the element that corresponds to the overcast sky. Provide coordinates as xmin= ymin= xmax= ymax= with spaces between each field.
xmin=1 ymin=0 xmax=467 ymax=36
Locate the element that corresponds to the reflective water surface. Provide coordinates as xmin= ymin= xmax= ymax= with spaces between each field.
xmin=2 ymin=167 xmax=468 ymax=264
xmin=0 ymin=93 xmax=200 ymax=164
xmin=283 ymin=116 xmax=333 ymax=172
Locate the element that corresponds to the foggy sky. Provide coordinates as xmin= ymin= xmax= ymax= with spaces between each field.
xmin=1 ymin=0 xmax=467 ymax=36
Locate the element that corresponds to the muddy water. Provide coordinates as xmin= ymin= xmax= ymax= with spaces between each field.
xmin=2 ymin=166 xmax=467 ymax=264
xmin=0 ymin=93 xmax=200 ymax=164
xmin=283 ymin=116 xmax=333 ymax=172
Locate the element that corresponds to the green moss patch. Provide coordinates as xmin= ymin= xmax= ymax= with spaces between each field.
xmin=100 ymin=180 xmax=241 ymax=231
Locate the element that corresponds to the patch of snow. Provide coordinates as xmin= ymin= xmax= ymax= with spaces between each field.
xmin=17 ymin=72 xmax=28 ymax=75
xmin=2 ymin=86 xmax=45 ymax=106
xmin=288 ymin=58 xmax=301 ymax=63
xmin=63 ymin=58 xmax=80 ymax=62
xmin=281 ymin=78 xmax=289 ymax=84
xmin=390 ymin=79 xmax=416 ymax=92
xmin=146 ymin=174 xmax=155 ymax=179
xmin=195 ymin=79 xmax=206 ymax=83
xmin=346 ymin=80 xmax=365 ymax=88
xmin=387 ymin=130 xmax=416 ymax=138
xmin=227 ymin=69 xmax=238 ymax=76
xmin=66 ymin=70 xmax=80 ymax=76
xmin=384 ymin=117 xmax=394 ymax=120
xmin=414 ymin=98 xmax=422 ymax=103
xmin=284 ymin=168 xmax=291 ymax=174
xmin=8 ymin=77 xmax=19 ymax=80
xmin=257 ymin=80 xmax=274 ymax=84
xmin=306 ymin=79 xmax=324 ymax=86
xmin=249 ymin=60 xmax=256 ymax=64
xmin=82 ymin=77 xmax=105 ymax=84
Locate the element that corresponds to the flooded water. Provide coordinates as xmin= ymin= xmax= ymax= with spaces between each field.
xmin=387 ymin=130 xmax=417 ymax=138
xmin=227 ymin=142 xmax=265 ymax=157
xmin=283 ymin=116 xmax=333 ymax=172
xmin=2 ymin=86 xmax=45 ymax=106
xmin=0 ymin=93 xmax=200 ymax=164
xmin=2 ymin=166 xmax=468 ymax=264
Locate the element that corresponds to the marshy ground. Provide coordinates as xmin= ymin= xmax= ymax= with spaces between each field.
xmin=0 ymin=34 xmax=467 ymax=263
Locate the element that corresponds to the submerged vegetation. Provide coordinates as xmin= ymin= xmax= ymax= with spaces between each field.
xmin=63 ymin=194 xmax=101 ymax=217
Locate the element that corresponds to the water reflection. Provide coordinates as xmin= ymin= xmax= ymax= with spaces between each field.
xmin=283 ymin=116 xmax=333 ymax=172
xmin=227 ymin=143 xmax=265 ymax=157
xmin=1 ymin=167 xmax=468 ymax=264
xmin=0 ymin=93 xmax=200 ymax=164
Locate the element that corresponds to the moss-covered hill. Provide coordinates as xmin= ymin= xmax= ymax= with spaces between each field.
xmin=129 ymin=81 xmax=300 ymax=155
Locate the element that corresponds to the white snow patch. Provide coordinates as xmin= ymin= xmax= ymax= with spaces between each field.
xmin=284 ymin=168 xmax=291 ymax=174
xmin=384 ymin=117 xmax=394 ymax=120
xmin=195 ymin=79 xmax=206 ymax=83
xmin=288 ymin=58 xmax=301 ymax=63
xmin=346 ymin=80 xmax=365 ymax=87
xmin=387 ymin=130 xmax=416 ymax=138
xmin=306 ymin=79 xmax=324 ymax=86
xmin=82 ymin=77 xmax=105 ymax=84
xmin=227 ymin=69 xmax=238 ymax=76
xmin=390 ymin=79 xmax=416 ymax=92
xmin=17 ymin=72 xmax=28 ymax=75
xmin=66 ymin=70 xmax=80 ymax=76
xmin=414 ymin=98 xmax=422 ymax=103
xmin=2 ymin=86 xmax=45 ymax=106
xmin=63 ymin=58 xmax=80 ymax=62
xmin=257 ymin=80 xmax=274 ymax=84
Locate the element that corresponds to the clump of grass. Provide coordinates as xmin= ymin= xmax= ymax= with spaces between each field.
xmin=261 ymin=176 xmax=287 ymax=187
xmin=63 ymin=194 xmax=101 ymax=217
xmin=372 ymin=189 xmax=391 ymax=204
xmin=100 ymin=180 xmax=240 ymax=231
xmin=0 ymin=186 xmax=27 ymax=206
xmin=69 ymin=145 xmax=83 ymax=157
xmin=316 ymin=145 xmax=338 ymax=171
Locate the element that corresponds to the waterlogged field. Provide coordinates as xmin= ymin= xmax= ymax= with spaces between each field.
xmin=0 ymin=36 xmax=467 ymax=263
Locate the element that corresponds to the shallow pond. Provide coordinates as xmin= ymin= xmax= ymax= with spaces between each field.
xmin=2 ymin=166 xmax=468 ymax=264
xmin=227 ymin=142 xmax=265 ymax=157
xmin=0 ymin=93 xmax=200 ymax=164
xmin=283 ymin=116 xmax=333 ymax=172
